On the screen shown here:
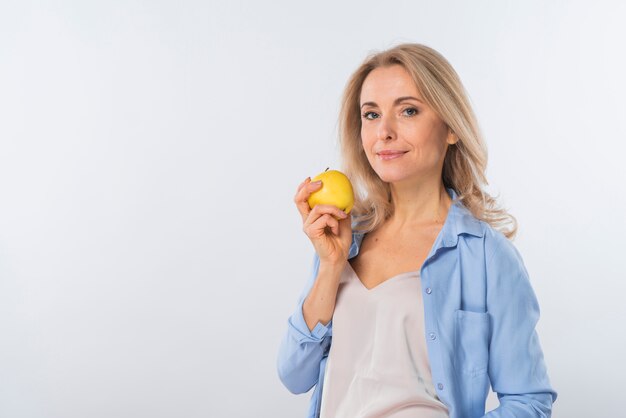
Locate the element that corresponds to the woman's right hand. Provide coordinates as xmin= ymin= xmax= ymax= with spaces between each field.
xmin=294 ymin=177 xmax=353 ymax=266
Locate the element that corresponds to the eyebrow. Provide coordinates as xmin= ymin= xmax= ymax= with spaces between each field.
xmin=360 ymin=96 xmax=424 ymax=109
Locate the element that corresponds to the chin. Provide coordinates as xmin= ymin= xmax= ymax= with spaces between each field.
xmin=374 ymin=170 xmax=412 ymax=184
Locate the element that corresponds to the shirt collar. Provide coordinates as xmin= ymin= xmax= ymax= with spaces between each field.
xmin=348 ymin=187 xmax=484 ymax=259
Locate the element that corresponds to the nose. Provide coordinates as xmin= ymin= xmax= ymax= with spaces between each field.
xmin=377 ymin=115 xmax=396 ymax=141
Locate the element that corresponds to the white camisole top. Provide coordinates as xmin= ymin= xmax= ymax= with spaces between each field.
xmin=319 ymin=261 xmax=450 ymax=418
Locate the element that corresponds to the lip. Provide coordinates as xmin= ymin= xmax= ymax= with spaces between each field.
xmin=376 ymin=150 xmax=408 ymax=161
xmin=377 ymin=150 xmax=408 ymax=155
xmin=377 ymin=151 xmax=407 ymax=161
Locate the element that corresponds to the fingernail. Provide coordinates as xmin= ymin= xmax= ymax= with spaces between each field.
xmin=312 ymin=180 xmax=322 ymax=186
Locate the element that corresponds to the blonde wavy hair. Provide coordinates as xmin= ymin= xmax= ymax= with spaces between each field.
xmin=338 ymin=42 xmax=518 ymax=240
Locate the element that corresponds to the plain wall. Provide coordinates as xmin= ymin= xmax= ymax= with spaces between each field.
xmin=1 ymin=1 xmax=625 ymax=417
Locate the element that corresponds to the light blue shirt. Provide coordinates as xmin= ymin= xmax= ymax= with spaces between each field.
xmin=277 ymin=188 xmax=557 ymax=418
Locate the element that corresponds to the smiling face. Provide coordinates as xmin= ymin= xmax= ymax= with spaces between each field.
xmin=359 ymin=64 xmax=457 ymax=186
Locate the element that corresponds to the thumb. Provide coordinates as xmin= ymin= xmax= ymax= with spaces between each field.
xmin=338 ymin=215 xmax=353 ymax=242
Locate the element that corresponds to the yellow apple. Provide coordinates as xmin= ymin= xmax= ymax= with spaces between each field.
xmin=307 ymin=168 xmax=355 ymax=215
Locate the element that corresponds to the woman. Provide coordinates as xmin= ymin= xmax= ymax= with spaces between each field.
xmin=277 ymin=43 xmax=557 ymax=418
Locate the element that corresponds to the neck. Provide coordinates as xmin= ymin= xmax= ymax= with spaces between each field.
xmin=386 ymin=178 xmax=452 ymax=231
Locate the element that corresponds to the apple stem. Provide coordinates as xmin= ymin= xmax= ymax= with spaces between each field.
xmin=325 ymin=167 xmax=329 ymax=172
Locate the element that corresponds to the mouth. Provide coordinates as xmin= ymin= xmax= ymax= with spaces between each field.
xmin=377 ymin=151 xmax=408 ymax=160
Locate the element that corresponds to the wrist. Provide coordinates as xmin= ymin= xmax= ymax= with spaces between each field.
xmin=318 ymin=260 xmax=346 ymax=278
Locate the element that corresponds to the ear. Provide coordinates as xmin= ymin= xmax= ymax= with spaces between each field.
xmin=446 ymin=128 xmax=459 ymax=145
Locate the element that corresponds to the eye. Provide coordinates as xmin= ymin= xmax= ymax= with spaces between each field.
xmin=362 ymin=111 xmax=378 ymax=120
xmin=402 ymin=107 xmax=418 ymax=117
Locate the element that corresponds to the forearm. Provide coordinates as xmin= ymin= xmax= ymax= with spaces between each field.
xmin=302 ymin=261 xmax=344 ymax=331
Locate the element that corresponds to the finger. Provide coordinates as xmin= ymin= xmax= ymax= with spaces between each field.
xmin=309 ymin=213 xmax=339 ymax=237
xmin=294 ymin=177 xmax=313 ymax=220
xmin=338 ymin=213 xmax=352 ymax=237
xmin=308 ymin=204 xmax=348 ymax=227
xmin=296 ymin=177 xmax=310 ymax=193
xmin=295 ymin=179 xmax=323 ymax=223
xmin=303 ymin=203 xmax=329 ymax=232
xmin=332 ymin=217 xmax=340 ymax=235
xmin=321 ymin=204 xmax=349 ymax=221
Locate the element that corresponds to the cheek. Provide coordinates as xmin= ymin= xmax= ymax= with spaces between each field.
xmin=360 ymin=129 xmax=374 ymax=150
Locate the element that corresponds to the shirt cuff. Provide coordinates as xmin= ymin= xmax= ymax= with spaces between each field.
xmin=288 ymin=299 xmax=332 ymax=343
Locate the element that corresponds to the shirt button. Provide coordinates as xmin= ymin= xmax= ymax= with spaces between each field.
xmin=426 ymin=287 xmax=432 ymax=294
xmin=429 ymin=332 xmax=436 ymax=340
xmin=438 ymin=383 xmax=444 ymax=390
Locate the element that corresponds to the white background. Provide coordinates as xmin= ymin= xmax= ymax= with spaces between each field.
xmin=1 ymin=1 xmax=625 ymax=417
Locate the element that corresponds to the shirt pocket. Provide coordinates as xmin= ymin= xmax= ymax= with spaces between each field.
xmin=453 ymin=309 xmax=490 ymax=376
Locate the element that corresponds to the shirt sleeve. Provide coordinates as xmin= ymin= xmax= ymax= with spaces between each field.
xmin=276 ymin=251 xmax=333 ymax=394
xmin=482 ymin=234 xmax=558 ymax=418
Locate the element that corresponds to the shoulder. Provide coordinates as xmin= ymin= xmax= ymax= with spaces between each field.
xmin=482 ymin=225 xmax=525 ymax=272
xmin=455 ymin=208 xmax=538 ymax=309
xmin=453 ymin=197 xmax=520 ymax=265
xmin=456 ymin=208 xmax=526 ymax=278
xmin=478 ymin=222 xmax=532 ymax=295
